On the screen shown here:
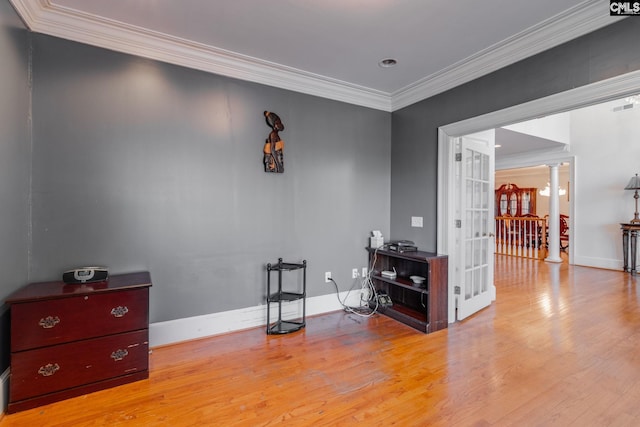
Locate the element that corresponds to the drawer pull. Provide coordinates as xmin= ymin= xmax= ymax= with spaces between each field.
xmin=111 ymin=349 xmax=129 ymax=361
xmin=38 ymin=315 xmax=60 ymax=329
xmin=38 ymin=363 xmax=60 ymax=377
xmin=110 ymin=306 xmax=129 ymax=318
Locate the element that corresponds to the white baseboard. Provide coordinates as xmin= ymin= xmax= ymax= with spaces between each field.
xmin=149 ymin=290 xmax=363 ymax=348
xmin=573 ymin=255 xmax=622 ymax=271
xmin=0 ymin=368 xmax=8 ymax=417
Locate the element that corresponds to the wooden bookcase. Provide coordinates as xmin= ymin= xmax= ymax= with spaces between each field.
xmin=367 ymin=248 xmax=448 ymax=334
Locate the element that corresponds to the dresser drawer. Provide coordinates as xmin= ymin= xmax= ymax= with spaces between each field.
xmin=11 ymin=288 xmax=149 ymax=352
xmin=10 ymin=329 xmax=149 ymax=403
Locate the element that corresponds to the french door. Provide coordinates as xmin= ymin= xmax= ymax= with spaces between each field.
xmin=455 ymin=134 xmax=496 ymax=320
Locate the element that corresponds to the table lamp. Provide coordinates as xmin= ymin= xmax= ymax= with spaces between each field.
xmin=625 ymin=173 xmax=640 ymax=224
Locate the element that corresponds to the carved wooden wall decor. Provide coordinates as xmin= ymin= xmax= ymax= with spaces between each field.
xmin=263 ymin=111 xmax=284 ymax=173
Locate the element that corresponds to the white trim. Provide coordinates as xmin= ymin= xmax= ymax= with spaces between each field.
xmin=392 ymin=1 xmax=621 ymax=111
xmin=496 ymin=149 xmax=572 ymax=170
xmin=9 ymin=0 xmax=617 ymax=112
xmin=441 ymin=69 xmax=640 ymax=137
xmin=149 ymin=290 xmax=362 ymax=348
xmin=0 ymin=368 xmax=8 ymax=417
xmin=9 ymin=0 xmax=392 ymax=111
xmin=573 ymin=255 xmax=621 ymax=270
xmin=437 ymin=129 xmax=457 ymax=325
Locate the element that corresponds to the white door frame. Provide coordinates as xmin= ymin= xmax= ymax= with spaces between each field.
xmin=438 ymin=69 xmax=640 ymax=325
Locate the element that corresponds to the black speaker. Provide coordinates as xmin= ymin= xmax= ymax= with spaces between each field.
xmin=62 ymin=267 xmax=109 ymax=284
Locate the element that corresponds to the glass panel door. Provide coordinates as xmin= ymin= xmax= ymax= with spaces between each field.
xmin=457 ymin=135 xmax=495 ymax=321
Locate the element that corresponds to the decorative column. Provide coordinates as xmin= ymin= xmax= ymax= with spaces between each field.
xmin=545 ymin=163 xmax=562 ymax=263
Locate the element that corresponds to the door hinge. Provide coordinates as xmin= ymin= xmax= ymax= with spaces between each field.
xmin=455 ymin=153 xmax=462 ymax=162
xmin=454 ymin=286 xmax=461 ymax=295
xmin=455 ymin=220 xmax=462 ymax=228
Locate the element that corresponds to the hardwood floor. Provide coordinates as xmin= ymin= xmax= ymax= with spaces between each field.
xmin=2 ymin=255 xmax=640 ymax=426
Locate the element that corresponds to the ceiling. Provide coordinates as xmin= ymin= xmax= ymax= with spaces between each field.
xmin=9 ymin=0 xmax=618 ymax=111
xmin=495 ymin=128 xmax=568 ymax=158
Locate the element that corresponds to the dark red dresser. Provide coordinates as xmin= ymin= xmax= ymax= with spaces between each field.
xmin=5 ymin=271 xmax=151 ymax=413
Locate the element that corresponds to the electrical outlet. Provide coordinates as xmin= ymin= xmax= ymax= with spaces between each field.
xmin=362 ymin=267 xmax=368 ymax=277
xmin=352 ymin=268 xmax=359 ymax=279
xmin=325 ymin=271 xmax=332 ymax=283
xmin=411 ymin=216 xmax=423 ymax=228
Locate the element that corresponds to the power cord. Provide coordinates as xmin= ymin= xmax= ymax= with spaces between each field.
xmin=329 ymin=247 xmax=386 ymax=317
xmin=329 ymin=274 xmax=379 ymax=317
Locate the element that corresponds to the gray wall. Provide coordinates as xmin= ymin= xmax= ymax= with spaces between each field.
xmin=0 ymin=0 xmax=30 ymax=372
xmin=391 ymin=18 xmax=640 ymax=251
xmin=3 ymin=2 xmax=640 ymax=369
xmin=30 ymin=35 xmax=391 ymax=323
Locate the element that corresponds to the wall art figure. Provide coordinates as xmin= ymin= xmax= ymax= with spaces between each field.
xmin=263 ymin=111 xmax=284 ymax=173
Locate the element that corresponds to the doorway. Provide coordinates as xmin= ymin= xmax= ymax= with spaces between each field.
xmin=437 ymin=69 xmax=640 ymax=324
xmin=496 ymin=164 xmax=571 ymax=262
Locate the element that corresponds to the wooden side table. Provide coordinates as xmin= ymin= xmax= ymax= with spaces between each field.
xmin=621 ymin=223 xmax=640 ymax=274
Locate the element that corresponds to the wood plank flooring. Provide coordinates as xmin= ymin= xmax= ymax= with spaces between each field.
xmin=2 ymin=255 xmax=640 ymax=426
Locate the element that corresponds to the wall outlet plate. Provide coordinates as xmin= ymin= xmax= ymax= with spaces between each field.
xmin=324 ymin=272 xmax=331 ymax=283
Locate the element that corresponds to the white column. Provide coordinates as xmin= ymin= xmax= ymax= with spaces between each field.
xmin=545 ymin=163 xmax=562 ymax=263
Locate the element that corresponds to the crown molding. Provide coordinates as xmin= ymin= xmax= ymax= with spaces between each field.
xmin=10 ymin=0 xmax=620 ymax=112
xmin=442 ymin=69 xmax=640 ymax=137
xmin=9 ymin=0 xmax=393 ymax=111
xmin=391 ymin=1 xmax=625 ymax=111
